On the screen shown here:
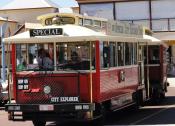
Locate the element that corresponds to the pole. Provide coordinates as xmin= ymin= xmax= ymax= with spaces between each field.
xmin=1 ymin=33 xmax=6 ymax=82
xmin=146 ymin=42 xmax=150 ymax=98
xmin=89 ymin=41 xmax=93 ymax=119
xmin=1 ymin=18 xmax=8 ymax=83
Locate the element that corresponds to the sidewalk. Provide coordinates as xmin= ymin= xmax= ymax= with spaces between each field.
xmin=167 ymin=77 xmax=175 ymax=87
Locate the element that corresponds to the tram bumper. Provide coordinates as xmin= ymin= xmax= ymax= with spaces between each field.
xmin=5 ymin=103 xmax=95 ymax=121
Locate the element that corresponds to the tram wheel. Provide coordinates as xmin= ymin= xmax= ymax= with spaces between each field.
xmin=32 ymin=120 xmax=46 ymax=126
xmin=91 ymin=104 xmax=106 ymax=126
xmin=160 ymin=92 xmax=165 ymax=99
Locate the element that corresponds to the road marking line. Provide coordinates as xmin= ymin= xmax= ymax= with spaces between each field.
xmin=130 ymin=104 xmax=175 ymax=125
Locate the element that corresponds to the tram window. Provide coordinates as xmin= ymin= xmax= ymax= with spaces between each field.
xmin=46 ymin=16 xmax=75 ymax=25
xmin=79 ymin=18 xmax=83 ymax=26
xmin=16 ymin=44 xmax=27 ymax=71
xmin=16 ymin=43 xmax=54 ymax=71
xmin=125 ymin=43 xmax=132 ymax=65
xmin=144 ymin=46 xmax=147 ymax=64
xmin=163 ymin=48 xmax=168 ymax=63
xmin=84 ymin=19 xmax=93 ymax=26
xmin=133 ymin=43 xmax=137 ymax=64
xmin=45 ymin=18 xmax=52 ymax=25
xmin=56 ymin=42 xmax=95 ymax=70
xmin=109 ymin=42 xmax=116 ymax=67
xmin=149 ymin=46 xmax=160 ymax=64
xmin=103 ymin=42 xmax=109 ymax=68
xmin=112 ymin=25 xmax=115 ymax=31
xmin=94 ymin=20 xmax=101 ymax=27
xmin=102 ymin=21 xmax=107 ymax=28
xmin=100 ymin=42 xmax=104 ymax=68
xmin=118 ymin=42 xmax=124 ymax=66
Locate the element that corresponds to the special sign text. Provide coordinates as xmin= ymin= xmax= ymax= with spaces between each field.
xmin=30 ymin=28 xmax=63 ymax=37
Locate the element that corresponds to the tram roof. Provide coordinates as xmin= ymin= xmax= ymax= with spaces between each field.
xmin=3 ymin=24 xmax=140 ymax=44
xmin=144 ymin=34 xmax=168 ymax=47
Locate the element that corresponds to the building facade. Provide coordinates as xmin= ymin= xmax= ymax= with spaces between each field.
xmin=0 ymin=0 xmax=59 ymax=24
xmin=77 ymin=0 xmax=175 ymax=32
xmin=77 ymin=0 xmax=175 ymax=64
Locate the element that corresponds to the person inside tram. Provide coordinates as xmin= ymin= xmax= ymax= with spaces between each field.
xmin=17 ymin=56 xmax=26 ymax=71
xmin=17 ymin=60 xmax=26 ymax=71
xmin=38 ymin=48 xmax=53 ymax=70
xmin=70 ymin=51 xmax=80 ymax=63
xmin=63 ymin=51 xmax=81 ymax=70
xmin=33 ymin=55 xmax=38 ymax=64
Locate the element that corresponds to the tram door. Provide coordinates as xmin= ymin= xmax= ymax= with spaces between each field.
xmin=138 ymin=44 xmax=145 ymax=85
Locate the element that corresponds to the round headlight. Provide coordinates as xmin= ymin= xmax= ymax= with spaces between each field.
xmin=44 ymin=86 xmax=51 ymax=94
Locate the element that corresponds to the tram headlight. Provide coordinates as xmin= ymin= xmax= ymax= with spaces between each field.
xmin=44 ymin=86 xmax=51 ymax=94
xmin=17 ymin=78 xmax=29 ymax=84
xmin=23 ymin=79 xmax=29 ymax=84
xmin=17 ymin=78 xmax=29 ymax=90
xmin=17 ymin=79 xmax=24 ymax=84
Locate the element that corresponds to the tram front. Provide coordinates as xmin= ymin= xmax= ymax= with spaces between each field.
xmin=4 ymin=26 xmax=102 ymax=126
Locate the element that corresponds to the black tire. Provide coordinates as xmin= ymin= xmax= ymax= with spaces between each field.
xmin=0 ymin=100 xmax=3 ymax=106
xmin=160 ymin=92 xmax=166 ymax=99
xmin=3 ymin=100 xmax=8 ymax=105
xmin=151 ymin=88 xmax=164 ymax=104
xmin=32 ymin=120 xmax=46 ymax=126
xmin=91 ymin=104 xmax=106 ymax=126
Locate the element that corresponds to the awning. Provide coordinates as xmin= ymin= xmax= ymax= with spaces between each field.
xmin=153 ymin=32 xmax=175 ymax=45
xmin=142 ymin=34 xmax=168 ymax=47
xmin=3 ymin=24 xmax=139 ymax=44
xmin=143 ymin=34 xmax=161 ymax=42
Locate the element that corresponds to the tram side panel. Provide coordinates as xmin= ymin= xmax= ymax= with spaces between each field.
xmin=100 ymin=66 xmax=139 ymax=110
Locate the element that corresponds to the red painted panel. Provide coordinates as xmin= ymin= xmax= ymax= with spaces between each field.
xmin=12 ymin=44 xmax=17 ymax=100
xmin=16 ymin=65 xmax=139 ymax=104
xmin=100 ymin=66 xmax=139 ymax=102
xmin=16 ymin=72 xmax=98 ymax=104
xmin=149 ymin=66 xmax=160 ymax=81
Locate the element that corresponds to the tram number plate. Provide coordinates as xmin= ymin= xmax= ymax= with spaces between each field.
xmin=39 ymin=105 xmax=54 ymax=111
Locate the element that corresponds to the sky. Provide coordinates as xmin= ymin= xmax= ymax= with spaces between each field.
xmin=0 ymin=0 xmax=78 ymax=8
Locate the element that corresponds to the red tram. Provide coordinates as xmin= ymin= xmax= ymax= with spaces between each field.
xmin=4 ymin=13 xmax=168 ymax=126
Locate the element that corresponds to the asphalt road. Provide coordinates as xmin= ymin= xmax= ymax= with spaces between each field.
xmin=1 ymin=77 xmax=175 ymax=126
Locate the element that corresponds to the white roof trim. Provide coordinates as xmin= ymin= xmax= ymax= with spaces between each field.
xmin=3 ymin=31 xmax=137 ymax=44
xmin=143 ymin=35 xmax=161 ymax=42
xmin=3 ymin=24 xmax=145 ymax=44
xmin=153 ymin=32 xmax=175 ymax=41
xmin=141 ymin=35 xmax=168 ymax=47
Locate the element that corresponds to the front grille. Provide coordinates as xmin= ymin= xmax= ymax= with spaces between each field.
xmin=16 ymin=73 xmax=80 ymax=104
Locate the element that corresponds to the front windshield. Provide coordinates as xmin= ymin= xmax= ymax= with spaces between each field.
xmin=16 ymin=42 xmax=96 ymax=71
xmin=16 ymin=43 xmax=54 ymax=71
xmin=56 ymin=42 xmax=95 ymax=70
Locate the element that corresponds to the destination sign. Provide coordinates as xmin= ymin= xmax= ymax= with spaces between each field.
xmin=30 ymin=28 xmax=63 ymax=37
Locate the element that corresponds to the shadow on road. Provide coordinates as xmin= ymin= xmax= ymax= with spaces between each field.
xmin=46 ymin=87 xmax=175 ymax=126
xmin=105 ymin=95 xmax=175 ymax=125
